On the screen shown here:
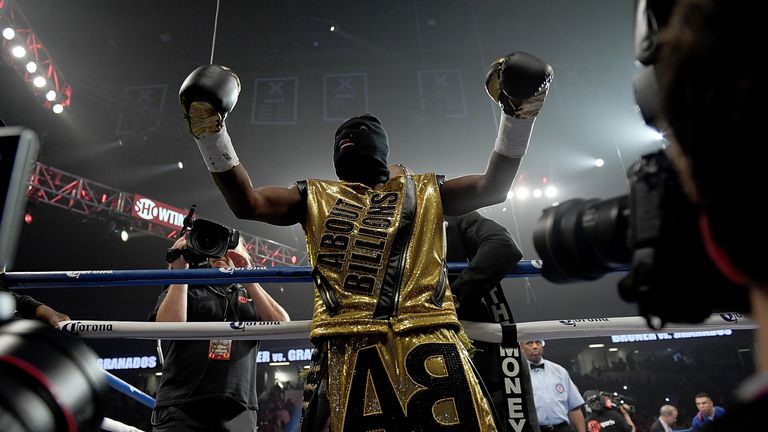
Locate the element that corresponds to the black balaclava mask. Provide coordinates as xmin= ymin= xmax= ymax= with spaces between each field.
xmin=333 ymin=113 xmax=389 ymax=186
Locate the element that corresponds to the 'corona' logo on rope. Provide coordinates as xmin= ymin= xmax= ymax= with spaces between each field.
xmin=530 ymin=260 xmax=543 ymax=269
xmin=62 ymin=321 xmax=114 ymax=335
xmin=558 ymin=318 xmax=610 ymax=327
xmin=229 ymin=321 xmax=281 ymax=331
xmin=65 ymin=270 xmax=114 ymax=278
xmin=719 ymin=313 xmax=744 ymax=323
xmin=218 ymin=267 xmax=235 ymax=274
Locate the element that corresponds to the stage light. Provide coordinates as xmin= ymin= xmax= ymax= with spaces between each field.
xmin=120 ymin=229 xmax=129 ymax=242
xmin=594 ymin=158 xmax=605 ymax=168
xmin=608 ymin=347 xmax=619 ymax=352
xmin=545 ymin=185 xmax=557 ymax=198
xmin=532 ymin=188 xmax=543 ymax=198
xmin=589 ymin=343 xmax=605 ymax=348
xmin=506 ymin=190 xmax=514 ymax=200
xmin=330 ymin=25 xmax=335 ymax=32
xmin=24 ymin=212 xmax=32 ymax=224
xmin=652 ymin=130 xmax=664 ymax=141
xmin=1 ymin=2 xmax=72 ymax=113
xmin=177 ymin=161 xmax=184 ymax=170
xmin=11 ymin=45 xmax=25 ymax=58
xmin=291 ymin=255 xmax=297 ymax=264
xmin=51 ymin=104 xmax=63 ymax=114
xmin=45 ymin=90 xmax=56 ymax=101
xmin=516 ymin=186 xmax=530 ymax=200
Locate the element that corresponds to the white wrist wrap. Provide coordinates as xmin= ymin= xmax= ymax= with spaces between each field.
xmin=194 ymin=124 xmax=239 ymax=172
xmin=494 ymin=112 xmax=536 ymax=158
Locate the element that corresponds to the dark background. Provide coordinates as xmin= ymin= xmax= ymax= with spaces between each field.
xmin=0 ymin=1 xmax=753 ymax=431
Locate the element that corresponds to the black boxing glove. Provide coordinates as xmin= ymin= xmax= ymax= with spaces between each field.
xmin=179 ymin=65 xmax=241 ymax=172
xmin=486 ymin=52 xmax=553 ymax=118
xmin=485 ymin=52 xmax=553 ymax=158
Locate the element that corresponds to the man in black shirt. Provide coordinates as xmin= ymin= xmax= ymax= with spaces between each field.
xmin=584 ymin=392 xmax=634 ymax=432
xmin=150 ymin=236 xmax=289 ymax=432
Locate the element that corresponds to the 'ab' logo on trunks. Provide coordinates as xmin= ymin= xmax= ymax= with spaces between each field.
xmin=316 ymin=193 xmax=400 ymax=296
xmin=343 ymin=342 xmax=481 ymax=431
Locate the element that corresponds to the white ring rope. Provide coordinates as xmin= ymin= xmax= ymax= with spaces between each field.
xmin=59 ymin=313 xmax=753 ymax=344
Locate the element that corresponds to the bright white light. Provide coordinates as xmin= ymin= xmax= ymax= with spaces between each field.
xmin=506 ymin=190 xmax=514 ymax=200
xmin=665 ymin=397 xmax=670 ymax=402
xmin=52 ymin=104 xmax=64 ymax=114
xmin=25 ymin=61 xmax=37 ymax=73
xmin=623 ymin=385 xmax=628 ymax=390
xmin=33 ymin=76 xmax=46 ymax=87
xmin=652 ymin=130 xmax=664 ymax=141
xmin=2 ymin=27 xmax=15 ymax=40
xmin=608 ymin=347 xmax=619 ymax=352
xmin=588 ymin=343 xmax=605 ymax=348
xmin=330 ymin=25 xmax=335 ymax=32
xmin=532 ymin=188 xmax=543 ymax=198
xmin=516 ymin=187 xmax=530 ymax=200
xmin=274 ymin=370 xmax=290 ymax=382
xmin=11 ymin=45 xmax=26 ymax=58
xmin=155 ymin=372 xmax=162 ymax=376
xmin=501 ymin=207 xmax=507 ymax=212
xmin=545 ymin=185 xmax=557 ymax=198
xmin=177 ymin=161 xmax=184 ymax=170
xmin=45 ymin=90 xmax=57 ymax=101
xmin=120 ymin=230 xmax=129 ymax=242
xmin=594 ymin=158 xmax=605 ymax=168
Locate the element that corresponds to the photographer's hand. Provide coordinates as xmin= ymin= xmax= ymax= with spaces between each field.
xmin=34 ymin=304 xmax=70 ymax=328
xmin=156 ymin=237 xmax=190 ymax=322
xmin=618 ymin=405 xmax=636 ymax=432
xmin=167 ymin=237 xmax=190 ymax=270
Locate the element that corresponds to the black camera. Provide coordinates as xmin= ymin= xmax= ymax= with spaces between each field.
xmin=166 ymin=206 xmax=241 ymax=268
xmin=584 ymin=390 xmax=635 ymax=415
xmin=531 ymin=0 xmax=751 ymax=327
xmin=533 ymin=151 xmax=750 ymax=326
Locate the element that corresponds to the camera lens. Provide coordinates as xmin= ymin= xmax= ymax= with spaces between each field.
xmin=187 ymin=219 xmax=232 ymax=259
xmin=0 ymin=319 xmax=107 ymax=432
xmin=533 ymin=195 xmax=631 ymax=283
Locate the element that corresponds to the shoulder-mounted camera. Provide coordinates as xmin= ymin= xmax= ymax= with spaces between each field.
xmin=165 ymin=205 xmax=241 ymax=268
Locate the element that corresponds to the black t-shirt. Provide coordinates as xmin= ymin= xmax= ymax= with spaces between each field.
xmin=585 ymin=409 xmax=633 ymax=432
xmin=149 ymin=284 xmax=262 ymax=409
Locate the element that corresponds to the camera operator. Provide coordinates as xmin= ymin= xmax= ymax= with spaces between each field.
xmin=584 ymin=392 xmax=635 ymax=432
xmin=655 ymin=0 xmax=767 ymax=428
xmin=149 ymin=235 xmax=290 ymax=432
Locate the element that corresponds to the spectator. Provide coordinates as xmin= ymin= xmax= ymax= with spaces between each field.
xmin=649 ymin=404 xmax=677 ymax=432
xmin=689 ymin=393 xmax=725 ymax=432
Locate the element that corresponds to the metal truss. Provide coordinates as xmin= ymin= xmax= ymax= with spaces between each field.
xmin=0 ymin=0 xmax=71 ymax=111
xmin=28 ymin=163 xmax=308 ymax=267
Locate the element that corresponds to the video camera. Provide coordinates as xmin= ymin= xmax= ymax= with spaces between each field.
xmin=584 ymin=390 xmax=635 ymax=415
xmin=531 ymin=0 xmax=750 ymax=327
xmin=166 ymin=205 xmax=241 ymax=268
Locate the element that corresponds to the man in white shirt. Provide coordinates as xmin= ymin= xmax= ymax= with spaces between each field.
xmin=521 ymin=340 xmax=586 ymax=432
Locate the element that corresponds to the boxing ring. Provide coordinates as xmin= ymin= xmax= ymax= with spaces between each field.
xmin=1 ymin=261 xmax=755 ymax=431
